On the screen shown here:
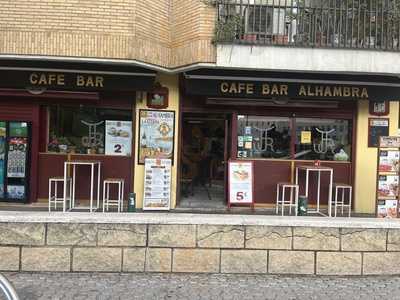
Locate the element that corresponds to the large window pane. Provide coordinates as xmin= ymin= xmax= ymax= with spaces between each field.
xmin=48 ymin=105 xmax=131 ymax=155
xmin=237 ymin=115 xmax=291 ymax=159
xmin=294 ymin=118 xmax=352 ymax=161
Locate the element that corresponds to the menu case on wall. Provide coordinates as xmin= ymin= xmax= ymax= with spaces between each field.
xmin=376 ymin=136 xmax=400 ymax=218
xmin=143 ymin=158 xmax=171 ymax=210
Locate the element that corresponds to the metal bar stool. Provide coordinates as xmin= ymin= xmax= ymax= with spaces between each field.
xmin=333 ymin=183 xmax=352 ymax=217
xmin=276 ymin=182 xmax=299 ymax=216
xmin=103 ymin=178 xmax=125 ymax=212
xmin=48 ymin=177 xmax=72 ymax=211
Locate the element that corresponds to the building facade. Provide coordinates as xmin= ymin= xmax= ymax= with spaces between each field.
xmin=0 ymin=0 xmax=400 ymax=214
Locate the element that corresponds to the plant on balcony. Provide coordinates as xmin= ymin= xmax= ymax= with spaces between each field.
xmin=213 ymin=14 xmax=244 ymax=43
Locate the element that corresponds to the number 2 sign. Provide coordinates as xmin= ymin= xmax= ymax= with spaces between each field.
xmin=105 ymin=120 xmax=132 ymax=156
xmin=228 ymin=160 xmax=254 ymax=207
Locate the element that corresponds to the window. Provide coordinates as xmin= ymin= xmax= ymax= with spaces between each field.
xmin=237 ymin=115 xmax=291 ymax=159
xmin=294 ymin=118 xmax=352 ymax=161
xmin=48 ymin=105 xmax=132 ymax=155
xmin=237 ymin=115 xmax=352 ymax=161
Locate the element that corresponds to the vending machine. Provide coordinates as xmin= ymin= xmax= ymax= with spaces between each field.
xmin=0 ymin=121 xmax=30 ymax=203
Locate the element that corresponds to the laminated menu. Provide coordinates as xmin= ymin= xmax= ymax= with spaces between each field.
xmin=377 ymin=199 xmax=398 ymax=218
xmin=378 ymin=175 xmax=399 ymax=198
xmin=379 ymin=150 xmax=400 ymax=172
xmin=143 ymin=158 xmax=171 ymax=210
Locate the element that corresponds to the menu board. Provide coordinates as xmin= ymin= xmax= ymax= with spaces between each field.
xmin=378 ymin=175 xmax=399 ymax=198
xmin=368 ymin=118 xmax=389 ymax=147
xmin=379 ymin=150 xmax=400 ymax=172
xmin=105 ymin=120 xmax=132 ymax=156
xmin=228 ymin=161 xmax=254 ymax=205
xmin=377 ymin=199 xmax=398 ymax=218
xmin=138 ymin=110 xmax=175 ymax=164
xmin=143 ymin=158 xmax=171 ymax=210
xmin=7 ymin=137 xmax=27 ymax=178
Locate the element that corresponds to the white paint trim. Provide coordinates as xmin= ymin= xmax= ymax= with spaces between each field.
xmin=217 ymin=45 xmax=400 ymax=75
xmin=0 ymin=211 xmax=396 ymax=228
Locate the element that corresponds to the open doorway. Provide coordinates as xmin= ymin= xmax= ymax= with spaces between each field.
xmin=179 ymin=113 xmax=228 ymax=208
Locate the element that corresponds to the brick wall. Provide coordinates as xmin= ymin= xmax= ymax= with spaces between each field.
xmin=0 ymin=0 xmax=216 ymax=68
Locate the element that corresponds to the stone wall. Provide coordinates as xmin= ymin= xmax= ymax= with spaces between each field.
xmin=1 ymin=219 xmax=399 ymax=275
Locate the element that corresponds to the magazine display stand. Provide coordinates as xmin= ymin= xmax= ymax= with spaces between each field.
xmin=375 ymin=136 xmax=400 ymax=218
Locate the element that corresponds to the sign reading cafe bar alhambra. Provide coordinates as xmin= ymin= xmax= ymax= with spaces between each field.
xmin=184 ymin=78 xmax=400 ymax=101
xmin=219 ymin=81 xmax=369 ymax=100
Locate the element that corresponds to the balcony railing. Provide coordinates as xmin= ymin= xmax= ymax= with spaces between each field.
xmin=215 ymin=0 xmax=400 ymax=51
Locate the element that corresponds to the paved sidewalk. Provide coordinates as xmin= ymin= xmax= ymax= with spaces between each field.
xmin=2 ymin=272 xmax=400 ymax=300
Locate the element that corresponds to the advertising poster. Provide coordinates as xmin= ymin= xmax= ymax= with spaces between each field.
xmin=0 ymin=121 xmax=5 ymax=198
xmin=143 ymin=158 xmax=171 ymax=210
xmin=7 ymin=137 xmax=27 ymax=178
xmin=378 ymin=175 xmax=399 ymax=198
xmin=228 ymin=161 xmax=253 ymax=204
xmin=138 ymin=110 xmax=175 ymax=164
xmin=379 ymin=150 xmax=400 ymax=172
xmin=105 ymin=120 xmax=132 ymax=156
xmin=377 ymin=199 xmax=398 ymax=218
xmin=6 ymin=185 xmax=25 ymax=200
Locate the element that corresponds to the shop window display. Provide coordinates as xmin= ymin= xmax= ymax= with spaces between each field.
xmin=237 ymin=115 xmax=352 ymax=161
xmin=237 ymin=115 xmax=291 ymax=159
xmin=48 ymin=105 xmax=132 ymax=155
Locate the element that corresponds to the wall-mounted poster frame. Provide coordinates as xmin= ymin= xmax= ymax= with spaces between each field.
xmin=138 ymin=109 xmax=175 ymax=165
xmin=368 ymin=118 xmax=389 ymax=148
xmin=228 ymin=159 xmax=254 ymax=210
xmin=375 ymin=136 xmax=400 ymax=218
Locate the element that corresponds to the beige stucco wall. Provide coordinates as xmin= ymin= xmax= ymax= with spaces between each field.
xmin=133 ymin=74 xmax=179 ymax=208
xmin=354 ymin=100 xmax=399 ymax=214
xmin=0 ymin=0 xmax=216 ymax=68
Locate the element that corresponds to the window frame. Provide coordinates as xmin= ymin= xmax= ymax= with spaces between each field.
xmin=236 ymin=114 xmax=353 ymax=162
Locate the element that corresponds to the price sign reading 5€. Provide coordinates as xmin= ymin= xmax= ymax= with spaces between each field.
xmin=229 ymin=161 xmax=253 ymax=204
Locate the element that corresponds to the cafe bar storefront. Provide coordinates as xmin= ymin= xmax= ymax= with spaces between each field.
xmin=181 ymin=69 xmax=400 ymax=214
xmin=0 ymin=58 xmax=156 ymax=204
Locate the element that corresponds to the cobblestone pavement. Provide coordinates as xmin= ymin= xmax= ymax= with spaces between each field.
xmin=2 ymin=272 xmax=400 ymax=300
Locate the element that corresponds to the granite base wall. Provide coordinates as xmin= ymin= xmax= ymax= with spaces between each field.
xmin=1 ymin=222 xmax=399 ymax=275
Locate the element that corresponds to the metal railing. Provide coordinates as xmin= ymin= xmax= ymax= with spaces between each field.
xmin=215 ymin=0 xmax=400 ymax=51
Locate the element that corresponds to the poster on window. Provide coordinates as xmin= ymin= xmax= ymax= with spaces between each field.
xmin=6 ymin=185 xmax=25 ymax=200
xmin=377 ymin=199 xmax=398 ymax=218
xmin=7 ymin=137 xmax=27 ymax=178
xmin=143 ymin=158 xmax=171 ymax=210
xmin=0 ymin=122 xmax=5 ymax=198
xmin=379 ymin=150 xmax=400 ymax=172
xmin=105 ymin=120 xmax=132 ymax=156
xmin=228 ymin=161 xmax=254 ymax=204
xmin=378 ymin=175 xmax=399 ymax=198
xmin=138 ymin=110 xmax=175 ymax=164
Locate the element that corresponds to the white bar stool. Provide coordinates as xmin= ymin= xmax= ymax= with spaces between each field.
xmin=49 ymin=177 xmax=72 ymax=211
xmin=276 ymin=182 xmax=299 ymax=216
xmin=103 ymin=178 xmax=125 ymax=212
xmin=333 ymin=183 xmax=352 ymax=217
